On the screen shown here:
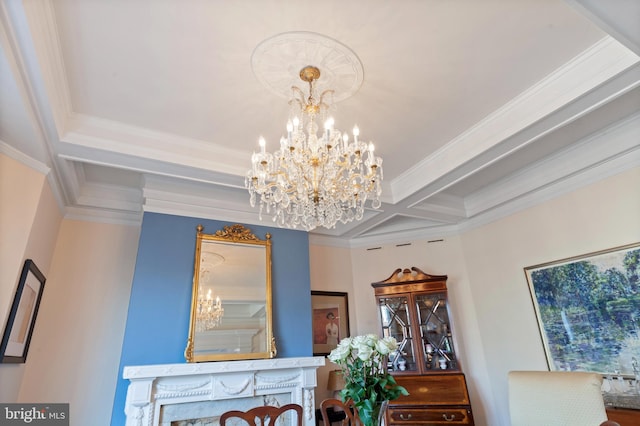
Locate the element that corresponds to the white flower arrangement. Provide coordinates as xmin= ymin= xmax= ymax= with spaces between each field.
xmin=328 ymin=334 xmax=408 ymax=426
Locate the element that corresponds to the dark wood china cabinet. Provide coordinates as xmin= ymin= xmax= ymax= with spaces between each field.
xmin=372 ymin=267 xmax=474 ymax=425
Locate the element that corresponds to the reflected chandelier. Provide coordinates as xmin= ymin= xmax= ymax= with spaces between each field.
xmin=246 ymin=65 xmax=383 ymax=231
xmin=196 ymin=288 xmax=223 ymax=331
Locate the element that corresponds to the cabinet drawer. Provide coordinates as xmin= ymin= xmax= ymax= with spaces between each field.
xmin=389 ymin=407 xmax=472 ymax=424
xmin=606 ymin=407 xmax=640 ymax=426
xmin=394 ymin=374 xmax=470 ymax=405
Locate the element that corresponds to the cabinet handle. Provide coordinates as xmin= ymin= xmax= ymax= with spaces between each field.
xmin=442 ymin=413 xmax=456 ymax=422
xmin=399 ymin=414 xmax=413 ymax=420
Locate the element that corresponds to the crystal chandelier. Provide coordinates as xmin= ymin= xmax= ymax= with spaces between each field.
xmin=246 ymin=65 xmax=383 ymax=231
xmin=196 ymin=288 xmax=224 ymax=331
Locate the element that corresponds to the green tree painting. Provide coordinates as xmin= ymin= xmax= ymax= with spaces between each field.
xmin=526 ymin=244 xmax=640 ymax=375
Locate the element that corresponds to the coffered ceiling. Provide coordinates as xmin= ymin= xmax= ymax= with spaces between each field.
xmin=1 ymin=0 xmax=639 ymax=247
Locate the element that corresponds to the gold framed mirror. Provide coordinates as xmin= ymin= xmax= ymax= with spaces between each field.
xmin=185 ymin=224 xmax=276 ymax=362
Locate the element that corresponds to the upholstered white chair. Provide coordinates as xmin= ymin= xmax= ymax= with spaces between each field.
xmin=508 ymin=371 xmax=620 ymax=426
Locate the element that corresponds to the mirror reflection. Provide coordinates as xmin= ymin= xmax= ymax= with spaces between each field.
xmin=185 ymin=224 xmax=275 ymax=362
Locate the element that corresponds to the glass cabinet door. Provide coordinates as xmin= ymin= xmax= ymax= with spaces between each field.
xmin=415 ymin=292 xmax=457 ymax=370
xmin=378 ymin=295 xmax=416 ymax=372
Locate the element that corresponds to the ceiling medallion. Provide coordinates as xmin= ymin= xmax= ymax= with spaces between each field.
xmin=251 ymin=31 xmax=364 ymax=102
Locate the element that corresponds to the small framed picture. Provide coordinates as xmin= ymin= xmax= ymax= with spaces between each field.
xmin=1 ymin=259 xmax=46 ymax=363
xmin=311 ymin=291 xmax=350 ymax=356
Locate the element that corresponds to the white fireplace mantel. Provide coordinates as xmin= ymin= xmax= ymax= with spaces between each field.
xmin=123 ymin=356 xmax=326 ymax=426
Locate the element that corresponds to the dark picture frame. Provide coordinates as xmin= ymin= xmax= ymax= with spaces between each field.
xmin=524 ymin=242 xmax=640 ymax=375
xmin=1 ymin=259 xmax=46 ymax=363
xmin=311 ymin=291 xmax=350 ymax=356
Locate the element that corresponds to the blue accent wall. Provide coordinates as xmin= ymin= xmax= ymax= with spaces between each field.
xmin=110 ymin=212 xmax=311 ymax=425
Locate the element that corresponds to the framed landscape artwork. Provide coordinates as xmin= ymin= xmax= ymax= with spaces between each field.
xmin=311 ymin=291 xmax=350 ymax=356
xmin=0 ymin=259 xmax=46 ymax=363
xmin=525 ymin=243 xmax=640 ymax=376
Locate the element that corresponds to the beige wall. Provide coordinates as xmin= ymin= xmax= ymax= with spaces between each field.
xmin=309 ymin=244 xmax=355 ymax=403
xmin=310 ymin=166 xmax=640 ymax=426
xmin=0 ymin=153 xmax=140 ymax=425
xmin=0 ymin=154 xmax=62 ymax=402
xmin=460 ymin=166 xmax=640 ymax=426
xmin=18 ymin=219 xmax=139 ymax=423
xmin=0 ymin=155 xmax=46 ymax=336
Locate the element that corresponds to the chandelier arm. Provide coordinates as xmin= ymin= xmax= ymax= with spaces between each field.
xmin=273 ymin=163 xmax=302 ymax=188
xmin=289 ymin=98 xmax=304 ymax=112
xmin=257 ymin=181 xmax=292 ymax=191
xmin=301 ymin=173 xmax=315 ymax=192
xmin=254 ymin=171 xmax=307 ymax=196
xmin=317 ymin=89 xmax=334 ymax=110
xmin=255 ymin=184 xmax=299 ymax=196
xmin=255 ymin=181 xmax=283 ymax=192
xmin=349 ymin=169 xmax=377 ymax=181
xmin=341 ymin=170 xmax=377 ymax=190
xmin=291 ymin=85 xmax=304 ymax=96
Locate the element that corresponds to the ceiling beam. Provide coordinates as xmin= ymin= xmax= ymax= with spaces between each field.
xmin=566 ymin=0 xmax=640 ymax=55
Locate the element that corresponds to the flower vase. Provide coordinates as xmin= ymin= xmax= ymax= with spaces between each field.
xmin=359 ymin=400 xmax=388 ymax=426
xmin=374 ymin=400 xmax=389 ymax=426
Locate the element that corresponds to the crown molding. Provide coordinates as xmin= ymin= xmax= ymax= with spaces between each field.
xmin=311 ymin=139 xmax=640 ymax=249
xmin=316 ymin=222 xmax=462 ymax=249
xmin=18 ymin=0 xmax=72 ymax=138
xmin=411 ymin=193 xmax=467 ymax=219
xmin=391 ymin=36 xmax=639 ymax=203
xmin=142 ymin=174 xmax=265 ymax=227
xmin=2 ymin=0 xmax=78 ymax=212
xmin=457 ymin=149 xmax=640 ymax=235
xmin=63 ymin=114 xmax=249 ymax=177
xmin=76 ymin=182 xmax=143 ymax=213
xmin=566 ymin=0 xmax=640 ymax=56
xmin=403 ymin=61 xmax=640 ymax=214
xmin=464 ymin=113 xmax=640 ymax=216
xmin=29 ymin=131 xmax=639 ymax=248
xmin=0 ymin=139 xmax=49 ymax=175
xmin=64 ymin=205 xmax=142 ymax=227
xmin=142 ymin=199 xmax=262 ymax=228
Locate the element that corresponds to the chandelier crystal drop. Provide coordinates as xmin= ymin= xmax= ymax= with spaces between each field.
xmin=246 ymin=65 xmax=383 ymax=231
xmin=195 ymin=288 xmax=224 ymax=331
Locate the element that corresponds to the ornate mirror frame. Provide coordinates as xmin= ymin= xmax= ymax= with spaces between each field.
xmin=185 ymin=224 xmax=276 ymax=362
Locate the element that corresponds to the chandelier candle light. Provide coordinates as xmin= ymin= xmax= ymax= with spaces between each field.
xmin=246 ymin=65 xmax=383 ymax=231
xmin=196 ymin=288 xmax=223 ymax=331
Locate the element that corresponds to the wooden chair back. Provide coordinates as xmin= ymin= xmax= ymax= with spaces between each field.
xmin=320 ymin=398 xmax=360 ymax=426
xmin=220 ymin=404 xmax=303 ymax=426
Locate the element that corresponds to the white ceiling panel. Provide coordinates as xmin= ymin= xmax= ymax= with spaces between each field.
xmin=2 ymin=0 xmax=639 ymax=246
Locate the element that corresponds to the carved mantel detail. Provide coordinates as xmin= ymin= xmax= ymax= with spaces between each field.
xmin=123 ymin=357 xmax=325 ymax=426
